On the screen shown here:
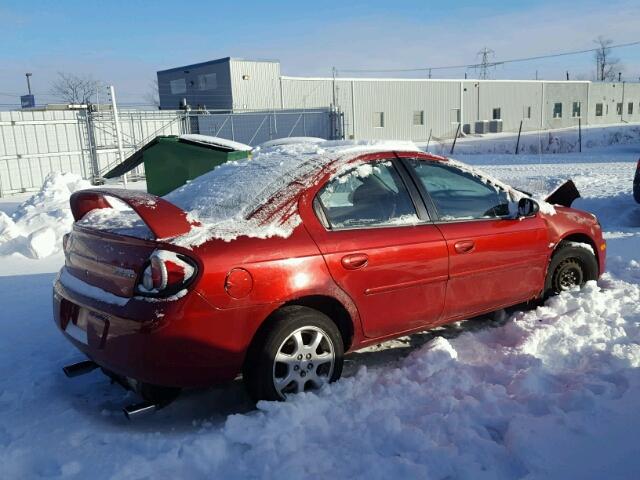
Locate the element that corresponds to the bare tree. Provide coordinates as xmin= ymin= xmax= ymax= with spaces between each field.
xmin=143 ymin=79 xmax=160 ymax=108
xmin=50 ymin=72 xmax=99 ymax=104
xmin=594 ymin=36 xmax=621 ymax=81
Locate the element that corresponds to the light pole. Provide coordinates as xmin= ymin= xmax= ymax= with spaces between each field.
xmin=25 ymin=73 xmax=32 ymax=94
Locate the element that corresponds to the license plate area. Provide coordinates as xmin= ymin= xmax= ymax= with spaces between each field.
xmin=61 ymin=300 xmax=109 ymax=348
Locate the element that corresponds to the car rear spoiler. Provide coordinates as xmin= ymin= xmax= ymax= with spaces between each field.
xmin=70 ymin=188 xmax=195 ymax=240
xmin=544 ymin=179 xmax=581 ymax=207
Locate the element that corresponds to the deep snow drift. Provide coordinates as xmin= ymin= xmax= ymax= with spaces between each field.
xmin=0 ymin=172 xmax=90 ymax=258
xmin=0 ymin=143 xmax=639 ymax=479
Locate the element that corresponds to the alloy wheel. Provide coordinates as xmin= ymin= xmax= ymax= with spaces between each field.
xmin=272 ymin=326 xmax=335 ymax=398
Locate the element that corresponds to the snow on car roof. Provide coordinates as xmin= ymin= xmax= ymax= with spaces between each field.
xmin=166 ymin=139 xmax=420 ymax=246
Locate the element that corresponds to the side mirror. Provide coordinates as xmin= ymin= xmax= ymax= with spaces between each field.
xmin=517 ymin=197 xmax=539 ymax=218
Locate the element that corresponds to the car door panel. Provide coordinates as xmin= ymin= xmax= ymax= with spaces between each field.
xmin=314 ymin=226 xmax=449 ymax=338
xmin=437 ymin=218 xmax=549 ymax=319
xmin=400 ymin=156 xmax=551 ymax=321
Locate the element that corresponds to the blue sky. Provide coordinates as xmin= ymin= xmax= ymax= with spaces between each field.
xmin=1 ymin=0 xmax=639 ymax=106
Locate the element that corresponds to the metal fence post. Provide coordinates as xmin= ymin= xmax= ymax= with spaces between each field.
xmin=109 ymin=85 xmax=127 ymax=188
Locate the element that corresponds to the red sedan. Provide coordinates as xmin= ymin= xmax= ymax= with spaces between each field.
xmin=53 ymin=144 xmax=605 ymax=412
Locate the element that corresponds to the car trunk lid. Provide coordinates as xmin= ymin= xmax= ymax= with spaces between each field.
xmin=63 ymin=189 xmax=196 ymax=298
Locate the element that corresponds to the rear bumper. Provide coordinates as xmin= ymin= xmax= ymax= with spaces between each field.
xmin=53 ymin=276 xmax=274 ymax=388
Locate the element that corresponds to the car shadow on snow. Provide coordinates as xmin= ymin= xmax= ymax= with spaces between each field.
xmin=103 ymin=309 xmax=516 ymax=430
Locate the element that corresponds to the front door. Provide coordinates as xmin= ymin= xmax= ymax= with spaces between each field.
xmin=402 ymin=157 xmax=550 ymax=320
xmin=306 ymin=158 xmax=449 ymax=338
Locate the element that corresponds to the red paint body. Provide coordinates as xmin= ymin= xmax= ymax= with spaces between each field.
xmin=53 ymin=151 xmax=606 ymax=388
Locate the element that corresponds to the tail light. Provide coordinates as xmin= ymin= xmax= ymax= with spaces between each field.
xmin=136 ymin=250 xmax=197 ymax=298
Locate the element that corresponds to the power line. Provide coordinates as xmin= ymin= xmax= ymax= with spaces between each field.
xmin=338 ymin=40 xmax=640 ymax=74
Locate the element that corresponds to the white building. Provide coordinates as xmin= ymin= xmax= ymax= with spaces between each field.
xmin=158 ymin=58 xmax=640 ymax=140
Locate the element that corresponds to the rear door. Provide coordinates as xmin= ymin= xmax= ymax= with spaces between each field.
xmin=304 ymin=156 xmax=449 ymax=338
xmin=401 ymin=157 xmax=549 ymax=320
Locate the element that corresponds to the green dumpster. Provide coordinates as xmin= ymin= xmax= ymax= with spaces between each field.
xmin=103 ymin=135 xmax=251 ymax=196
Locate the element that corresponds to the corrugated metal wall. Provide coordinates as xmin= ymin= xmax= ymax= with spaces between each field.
xmin=589 ymin=83 xmax=640 ymax=125
xmin=0 ymin=110 xmax=90 ymax=194
xmin=473 ymin=81 xmax=543 ymax=132
xmin=0 ymin=109 xmax=185 ymax=195
xmin=279 ymin=76 xmax=640 ymax=141
xmin=229 ymin=60 xmax=282 ymax=110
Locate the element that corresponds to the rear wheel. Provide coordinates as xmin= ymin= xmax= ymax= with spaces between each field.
xmin=243 ymin=306 xmax=344 ymax=402
xmin=545 ymin=243 xmax=598 ymax=296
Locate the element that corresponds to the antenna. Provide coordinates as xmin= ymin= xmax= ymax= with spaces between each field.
xmin=476 ymin=47 xmax=495 ymax=79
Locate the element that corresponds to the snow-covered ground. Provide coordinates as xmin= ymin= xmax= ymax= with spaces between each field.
xmin=0 ymin=143 xmax=639 ymax=479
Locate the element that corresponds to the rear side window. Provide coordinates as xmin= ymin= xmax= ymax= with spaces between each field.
xmin=407 ymin=160 xmax=510 ymax=220
xmin=317 ymin=161 xmax=419 ymax=229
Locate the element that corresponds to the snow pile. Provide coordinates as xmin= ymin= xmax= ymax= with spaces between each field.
xmin=67 ymin=275 xmax=640 ymax=479
xmin=0 ymin=172 xmax=90 ymax=259
xmin=166 ymin=139 xmax=420 ymax=246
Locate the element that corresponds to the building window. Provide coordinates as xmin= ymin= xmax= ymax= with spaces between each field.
xmin=197 ymin=73 xmax=217 ymax=91
xmin=572 ymin=102 xmax=581 ymax=118
xmin=552 ymin=102 xmax=562 ymax=118
xmin=628 ymin=102 xmax=634 ymax=115
xmin=374 ymin=112 xmax=385 ymax=128
xmin=524 ymin=106 xmax=532 ymax=119
xmin=492 ymin=108 xmax=501 ymax=120
xmin=450 ymin=108 xmax=461 ymax=123
xmin=169 ymin=78 xmax=186 ymax=95
xmin=413 ymin=110 xmax=424 ymax=126
xmin=616 ymin=103 xmax=623 ymax=115
xmin=595 ymin=103 xmax=603 ymax=117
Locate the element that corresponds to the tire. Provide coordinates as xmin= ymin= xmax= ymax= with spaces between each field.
xmin=544 ymin=242 xmax=599 ymax=296
xmin=243 ymin=306 xmax=344 ymax=403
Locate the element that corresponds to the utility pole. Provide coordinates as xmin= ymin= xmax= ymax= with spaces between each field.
xmin=108 ymin=85 xmax=127 ymax=188
xmin=477 ymin=47 xmax=495 ymax=80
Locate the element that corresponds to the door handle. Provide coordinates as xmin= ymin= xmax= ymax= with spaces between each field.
xmin=341 ymin=253 xmax=369 ymax=270
xmin=454 ymin=240 xmax=475 ymax=254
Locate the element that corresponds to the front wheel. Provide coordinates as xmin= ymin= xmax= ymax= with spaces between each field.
xmin=545 ymin=243 xmax=598 ymax=296
xmin=243 ymin=306 xmax=344 ymax=402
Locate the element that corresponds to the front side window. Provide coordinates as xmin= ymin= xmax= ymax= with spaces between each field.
xmin=492 ymin=107 xmax=501 ymax=120
xmin=553 ymin=102 xmax=562 ymax=118
xmin=628 ymin=102 xmax=634 ymax=115
xmin=317 ymin=161 xmax=418 ymax=229
xmin=407 ymin=160 xmax=510 ymax=220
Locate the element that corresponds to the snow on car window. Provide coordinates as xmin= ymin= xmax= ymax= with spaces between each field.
xmin=166 ymin=140 xmax=420 ymax=246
